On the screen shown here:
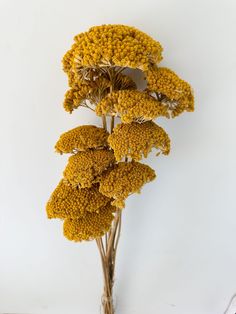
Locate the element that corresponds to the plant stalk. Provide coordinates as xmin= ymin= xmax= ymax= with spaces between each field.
xmin=96 ymin=210 xmax=122 ymax=314
xmin=97 ymin=68 xmax=122 ymax=314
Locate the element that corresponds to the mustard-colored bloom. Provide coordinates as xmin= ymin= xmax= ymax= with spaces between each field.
xmin=63 ymin=202 xmax=116 ymax=242
xmin=68 ymin=70 xmax=136 ymax=91
xmin=108 ymin=121 xmax=170 ymax=161
xmin=99 ymin=161 xmax=156 ymax=208
xmin=63 ymin=24 xmax=163 ymax=76
xmin=63 ymin=149 xmax=116 ymax=188
xmin=47 ymin=25 xmax=194 ymax=243
xmin=55 ymin=125 xmax=109 ymax=154
xmin=66 ymin=73 xmax=112 ymax=110
xmin=96 ymin=90 xmax=169 ymax=123
xmin=46 ymin=180 xmax=110 ymax=219
xmin=62 ymin=44 xmax=76 ymax=73
xmin=63 ymin=87 xmax=89 ymax=113
xmin=146 ymin=66 xmax=194 ymax=117
xmin=64 ymin=72 xmax=136 ymax=113
xmin=112 ymin=72 xmax=137 ymax=91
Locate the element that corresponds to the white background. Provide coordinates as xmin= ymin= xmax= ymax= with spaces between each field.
xmin=0 ymin=0 xmax=235 ymax=313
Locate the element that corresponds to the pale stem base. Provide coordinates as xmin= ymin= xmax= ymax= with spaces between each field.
xmin=96 ymin=210 xmax=122 ymax=314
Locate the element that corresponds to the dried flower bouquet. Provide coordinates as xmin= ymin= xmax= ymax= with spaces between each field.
xmin=46 ymin=24 xmax=194 ymax=314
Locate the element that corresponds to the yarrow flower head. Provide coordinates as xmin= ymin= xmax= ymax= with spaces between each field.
xmin=46 ymin=180 xmax=110 ymax=219
xmin=63 ymin=86 xmax=91 ymax=113
xmin=96 ymin=90 xmax=169 ymax=123
xmin=145 ymin=66 xmax=194 ymax=117
xmin=99 ymin=161 xmax=156 ymax=208
xmin=63 ymin=72 xmax=136 ymax=113
xmin=108 ymin=121 xmax=171 ymax=161
xmin=55 ymin=125 xmax=109 ymax=154
xmin=63 ymin=149 xmax=116 ymax=188
xmin=62 ymin=24 xmax=163 ymax=79
xmin=63 ymin=76 xmax=109 ymax=113
xmin=63 ymin=202 xmax=116 ymax=242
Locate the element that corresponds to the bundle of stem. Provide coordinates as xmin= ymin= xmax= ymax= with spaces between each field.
xmin=96 ymin=73 xmax=122 ymax=314
xmin=96 ymin=210 xmax=122 ymax=314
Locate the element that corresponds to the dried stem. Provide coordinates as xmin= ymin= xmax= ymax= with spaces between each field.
xmin=96 ymin=210 xmax=122 ymax=314
xmin=110 ymin=116 xmax=115 ymax=133
xmin=102 ymin=115 xmax=107 ymax=130
xmin=96 ymin=67 xmax=123 ymax=314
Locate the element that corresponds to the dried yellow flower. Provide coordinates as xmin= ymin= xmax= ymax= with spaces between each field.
xmin=62 ymin=44 xmax=76 ymax=73
xmin=96 ymin=90 xmax=169 ymax=123
xmin=55 ymin=125 xmax=109 ymax=154
xmin=46 ymin=180 xmax=110 ymax=219
xmin=99 ymin=161 xmax=156 ymax=208
xmin=146 ymin=66 xmax=194 ymax=117
xmin=63 ymin=86 xmax=90 ymax=113
xmin=108 ymin=121 xmax=170 ymax=161
xmin=63 ymin=24 xmax=163 ymax=76
xmin=64 ymin=149 xmax=116 ymax=188
xmin=113 ymin=72 xmax=137 ymax=91
xmin=48 ymin=25 xmax=194 ymax=247
xmin=63 ymin=202 xmax=116 ymax=242
xmin=64 ymin=72 xmax=136 ymax=113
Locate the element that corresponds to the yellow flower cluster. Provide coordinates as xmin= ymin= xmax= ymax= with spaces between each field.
xmin=49 ymin=124 xmax=118 ymax=242
xmin=99 ymin=161 xmax=156 ymax=208
xmin=63 ymin=24 xmax=163 ymax=76
xmin=64 ymin=72 xmax=136 ymax=113
xmin=113 ymin=72 xmax=137 ymax=91
xmin=62 ymin=45 xmax=75 ymax=73
xmin=55 ymin=125 xmax=109 ymax=154
xmin=96 ymin=90 xmax=169 ymax=123
xmin=63 ymin=202 xmax=116 ymax=242
xmin=108 ymin=121 xmax=171 ymax=161
xmin=47 ymin=24 xmax=194 ymax=243
xmin=146 ymin=66 xmax=194 ymax=117
xmin=64 ymin=149 xmax=116 ymax=188
xmin=46 ymin=180 xmax=110 ymax=219
xmin=63 ymin=86 xmax=90 ymax=113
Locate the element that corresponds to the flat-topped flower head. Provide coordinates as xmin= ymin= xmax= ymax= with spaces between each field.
xmin=62 ymin=24 xmax=163 ymax=77
xmin=99 ymin=161 xmax=156 ymax=208
xmin=96 ymin=90 xmax=169 ymax=123
xmin=55 ymin=125 xmax=109 ymax=154
xmin=64 ymin=150 xmax=116 ymax=188
xmin=64 ymin=72 xmax=136 ymax=113
xmin=46 ymin=180 xmax=110 ymax=219
xmin=146 ymin=66 xmax=194 ymax=117
xmin=63 ymin=202 xmax=116 ymax=242
xmin=108 ymin=121 xmax=171 ymax=161
xmin=63 ymin=86 xmax=90 ymax=113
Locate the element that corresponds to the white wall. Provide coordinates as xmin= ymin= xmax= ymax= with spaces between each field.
xmin=0 ymin=0 xmax=235 ymax=313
